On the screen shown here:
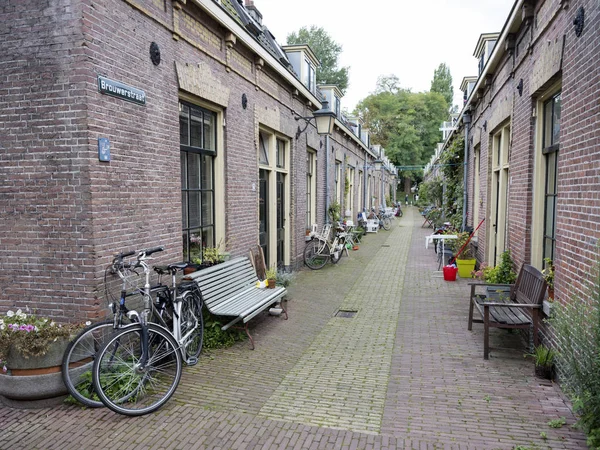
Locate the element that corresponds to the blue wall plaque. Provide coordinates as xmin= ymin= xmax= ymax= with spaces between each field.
xmin=98 ymin=138 xmax=111 ymax=162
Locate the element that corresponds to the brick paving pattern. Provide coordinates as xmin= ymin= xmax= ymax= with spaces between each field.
xmin=0 ymin=208 xmax=588 ymax=449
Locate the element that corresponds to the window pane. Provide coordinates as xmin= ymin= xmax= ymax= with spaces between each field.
xmin=201 ymin=191 xmax=213 ymax=227
xmin=553 ymin=94 xmax=561 ymax=145
xmin=188 ymin=153 xmax=200 ymax=189
xmin=546 ymin=152 xmax=557 ymax=194
xmin=276 ymin=139 xmax=285 ymax=168
xmin=180 ymin=152 xmax=187 ymax=189
xmin=189 ymin=229 xmax=202 ymax=262
xmin=179 ymin=104 xmax=189 ymax=146
xmin=545 ymin=195 xmax=555 ymax=237
xmin=181 ymin=192 xmax=188 ymax=227
xmin=203 ymin=112 xmax=215 ymax=150
xmin=190 ymin=108 xmax=203 ymax=148
xmin=201 ymin=154 xmax=213 ymax=189
xmin=259 ymin=133 xmax=269 ymax=165
xmin=202 ymin=228 xmax=214 ymax=249
xmin=189 ymin=191 xmax=201 ymax=228
xmin=544 ymin=99 xmax=553 ymax=148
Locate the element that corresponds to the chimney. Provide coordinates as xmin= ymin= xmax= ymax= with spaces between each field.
xmin=244 ymin=0 xmax=262 ymax=24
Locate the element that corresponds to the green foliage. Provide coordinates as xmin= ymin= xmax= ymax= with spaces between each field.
xmin=529 ymin=345 xmax=557 ymax=368
xmin=487 ymin=250 xmax=517 ymax=284
xmin=548 ymin=254 xmax=600 ymax=448
xmin=440 ymin=136 xmax=465 ymax=227
xmin=451 ymin=232 xmax=475 ymax=260
xmin=417 ymin=178 xmax=443 ymax=206
xmin=276 ymin=270 xmax=295 ymax=287
xmin=265 ymin=265 xmax=277 ymax=280
xmin=356 ymin=85 xmax=448 ymax=181
xmin=547 ymin=417 xmax=566 ymax=428
xmin=286 ymin=26 xmax=349 ymax=92
xmin=430 ymin=63 xmax=454 ymax=109
xmin=203 ymin=311 xmax=245 ymax=349
xmin=328 ymin=200 xmax=341 ymax=222
xmin=542 ymin=257 xmax=555 ymax=290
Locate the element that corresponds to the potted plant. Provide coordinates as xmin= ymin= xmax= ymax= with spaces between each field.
xmin=528 ymin=344 xmax=557 ymax=380
xmin=483 ymin=250 xmax=517 ymax=299
xmin=265 ymin=265 xmax=277 ymax=289
xmin=0 ymin=308 xmax=87 ymax=405
xmin=190 ymin=239 xmax=228 ymax=272
xmin=542 ymin=257 xmax=555 ymax=300
xmin=328 ymin=200 xmax=341 ymax=223
xmin=452 ymin=232 xmax=476 ymax=278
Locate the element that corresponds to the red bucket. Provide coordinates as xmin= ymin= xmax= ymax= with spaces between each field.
xmin=443 ymin=265 xmax=458 ymax=281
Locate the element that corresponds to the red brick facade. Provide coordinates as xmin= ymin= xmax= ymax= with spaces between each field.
xmin=459 ymin=0 xmax=600 ymax=309
xmin=0 ymin=0 xmax=382 ymax=321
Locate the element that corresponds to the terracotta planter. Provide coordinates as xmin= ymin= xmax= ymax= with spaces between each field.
xmin=0 ymin=338 xmax=70 ymax=407
xmin=267 ymin=279 xmax=276 ymax=289
xmin=547 ymin=287 xmax=554 ymax=300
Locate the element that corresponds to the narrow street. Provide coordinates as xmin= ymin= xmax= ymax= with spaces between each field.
xmin=0 ymin=208 xmax=587 ymax=449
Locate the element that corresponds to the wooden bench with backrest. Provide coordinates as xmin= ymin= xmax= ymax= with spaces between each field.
xmin=186 ymin=256 xmax=287 ymax=349
xmin=468 ymin=264 xmax=547 ymax=359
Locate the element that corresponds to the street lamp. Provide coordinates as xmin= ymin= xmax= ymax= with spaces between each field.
xmin=295 ymin=100 xmax=336 ymax=139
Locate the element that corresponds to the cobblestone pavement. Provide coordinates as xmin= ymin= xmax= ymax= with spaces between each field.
xmin=0 ymin=208 xmax=588 ymax=449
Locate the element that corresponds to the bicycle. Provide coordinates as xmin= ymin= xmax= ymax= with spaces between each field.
xmin=369 ymin=207 xmax=392 ymax=231
xmin=304 ymin=223 xmax=349 ymax=270
xmin=91 ymin=246 xmax=185 ymax=416
xmin=63 ymin=247 xmax=203 ymax=413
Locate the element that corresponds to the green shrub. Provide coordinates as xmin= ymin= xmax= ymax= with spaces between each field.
xmin=548 ymin=256 xmax=600 ymax=448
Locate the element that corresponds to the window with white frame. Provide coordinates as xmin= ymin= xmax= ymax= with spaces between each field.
xmin=180 ymin=101 xmax=216 ymax=263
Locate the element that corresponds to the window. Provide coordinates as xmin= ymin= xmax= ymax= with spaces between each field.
xmin=335 ymin=161 xmax=342 ymax=203
xmin=542 ymin=92 xmax=561 ymax=262
xmin=489 ymin=125 xmax=510 ymax=265
xmin=259 ymin=129 xmax=290 ymax=268
xmin=306 ymin=150 xmax=317 ymax=229
xmin=180 ymin=101 xmax=216 ymax=263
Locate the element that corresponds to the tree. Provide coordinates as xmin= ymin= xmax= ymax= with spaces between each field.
xmin=430 ymin=63 xmax=453 ymax=109
xmin=287 ymin=26 xmax=349 ymax=93
xmin=356 ymin=80 xmax=448 ymax=197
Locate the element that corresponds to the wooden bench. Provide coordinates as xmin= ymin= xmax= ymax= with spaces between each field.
xmin=468 ymin=264 xmax=547 ymax=359
xmin=186 ymin=256 xmax=287 ymax=349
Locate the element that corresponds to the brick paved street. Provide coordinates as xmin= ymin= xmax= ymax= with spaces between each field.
xmin=0 ymin=208 xmax=588 ymax=449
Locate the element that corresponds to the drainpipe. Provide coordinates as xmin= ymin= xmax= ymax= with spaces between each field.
xmin=325 ymin=135 xmax=330 ymax=224
xmin=461 ymin=113 xmax=472 ymax=231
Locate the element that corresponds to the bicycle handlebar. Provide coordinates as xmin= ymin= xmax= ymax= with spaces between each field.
xmin=139 ymin=246 xmax=164 ymax=257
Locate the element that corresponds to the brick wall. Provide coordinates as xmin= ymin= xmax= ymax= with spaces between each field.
xmin=1 ymin=0 xmax=372 ymax=319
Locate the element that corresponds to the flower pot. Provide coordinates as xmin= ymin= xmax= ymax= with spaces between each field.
xmin=267 ymin=279 xmax=276 ymax=289
xmin=547 ymin=287 xmax=554 ymax=301
xmin=0 ymin=338 xmax=70 ymax=407
xmin=456 ymin=259 xmax=476 ymax=278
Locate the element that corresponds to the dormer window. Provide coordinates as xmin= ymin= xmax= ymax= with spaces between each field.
xmin=318 ymin=85 xmax=343 ymax=120
xmin=473 ymin=33 xmax=500 ymax=76
xmin=282 ymin=44 xmax=320 ymax=94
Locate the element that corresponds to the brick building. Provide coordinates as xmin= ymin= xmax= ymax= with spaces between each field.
xmin=0 ymin=0 xmax=396 ymax=321
xmin=433 ymin=0 xmax=600 ymax=314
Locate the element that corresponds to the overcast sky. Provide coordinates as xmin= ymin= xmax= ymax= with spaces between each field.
xmin=253 ymin=0 xmax=516 ymax=112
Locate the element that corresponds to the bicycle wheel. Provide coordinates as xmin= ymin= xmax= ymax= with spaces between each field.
xmin=179 ymin=290 xmax=204 ymax=364
xmin=62 ymin=320 xmax=133 ymax=408
xmin=304 ymin=239 xmax=329 ymax=270
xmin=92 ymin=323 xmax=182 ymax=416
xmin=330 ymin=243 xmax=342 ymax=264
xmin=381 ymin=217 xmax=392 ymax=231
